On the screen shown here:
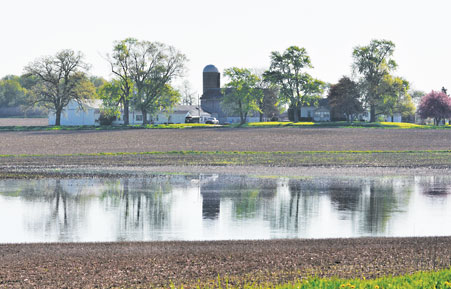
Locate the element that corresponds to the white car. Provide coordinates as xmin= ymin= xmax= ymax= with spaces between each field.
xmin=205 ymin=117 xmax=219 ymax=124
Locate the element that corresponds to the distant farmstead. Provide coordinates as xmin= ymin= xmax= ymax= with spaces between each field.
xmin=48 ymin=100 xmax=211 ymax=126
xmin=201 ymin=64 xmax=268 ymax=124
xmin=200 ymin=64 xmax=333 ymax=123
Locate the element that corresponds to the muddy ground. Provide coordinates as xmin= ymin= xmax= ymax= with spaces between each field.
xmin=0 ymin=152 xmax=450 ymax=179
xmin=1 ymin=237 xmax=451 ymax=288
xmin=0 ymin=118 xmax=47 ymax=127
xmin=1 ymin=127 xmax=451 ymax=155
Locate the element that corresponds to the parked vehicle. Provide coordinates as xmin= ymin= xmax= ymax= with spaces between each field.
xmin=205 ymin=117 xmax=219 ymax=124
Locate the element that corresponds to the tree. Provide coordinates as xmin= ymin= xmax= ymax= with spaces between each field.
xmin=377 ymin=75 xmax=415 ymax=121
xmin=126 ymin=40 xmax=187 ymax=124
xmin=327 ymin=76 xmax=363 ymax=122
xmin=409 ymin=90 xmax=425 ymax=107
xmin=417 ymin=90 xmax=451 ymax=125
xmin=222 ymin=67 xmax=262 ymax=125
xmin=0 ymin=75 xmax=28 ymax=107
xmin=24 ymin=50 xmax=95 ymax=126
xmin=260 ymin=88 xmax=281 ymax=121
xmin=251 ymin=68 xmax=280 ymax=121
xmin=153 ymin=84 xmax=181 ymax=121
xmin=108 ymin=38 xmax=136 ymax=125
xmin=352 ymin=39 xmax=397 ymax=122
xmin=98 ymin=79 xmax=123 ymax=125
xmin=179 ymin=80 xmax=197 ymax=105
xmin=89 ymin=76 xmax=107 ymax=92
xmin=264 ymin=46 xmax=323 ymax=122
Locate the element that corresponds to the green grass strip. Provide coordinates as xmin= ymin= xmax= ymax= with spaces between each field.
xmin=241 ymin=121 xmax=451 ymax=129
xmin=172 ymin=268 xmax=451 ymax=288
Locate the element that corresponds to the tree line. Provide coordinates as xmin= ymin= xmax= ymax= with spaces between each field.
xmin=221 ymin=39 xmax=450 ymax=125
xmin=1 ymin=38 xmax=450 ymax=125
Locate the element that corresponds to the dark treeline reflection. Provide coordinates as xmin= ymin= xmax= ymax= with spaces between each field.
xmin=0 ymin=175 xmax=450 ymax=242
xmin=417 ymin=176 xmax=451 ymax=197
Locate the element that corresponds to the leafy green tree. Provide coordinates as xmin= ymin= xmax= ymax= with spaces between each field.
xmin=126 ymin=39 xmax=187 ymax=124
xmin=252 ymin=68 xmax=281 ymax=121
xmin=222 ymin=67 xmax=262 ymax=125
xmin=153 ymin=84 xmax=181 ymax=121
xmin=327 ymin=76 xmax=363 ymax=122
xmin=98 ymin=79 xmax=123 ymax=124
xmin=260 ymin=88 xmax=281 ymax=121
xmin=264 ymin=46 xmax=323 ymax=122
xmin=352 ymin=39 xmax=397 ymax=122
xmin=377 ymin=75 xmax=415 ymax=121
xmin=89 ymin=76 xmax=107 ymax=93
xmin=108 ymin=38 xmax=136 ymax=125
xmin=0 ymin=75 xmax=28 ymax=107
xmin=24 ymin=50 xmax=95 ymax=125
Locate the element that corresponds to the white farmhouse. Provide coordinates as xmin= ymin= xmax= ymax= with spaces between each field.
xmin=50 ymin=100 xmax=213 ymax=126
xmin=48 ymin=100 xmax=102 ymax=126
xmin=154 ymin=105 xmax=211 ymax=124
xmin=300 ymin=99 xmax=331 ymax=122
xmin=113 ymin=105 xmax=212 ymax=125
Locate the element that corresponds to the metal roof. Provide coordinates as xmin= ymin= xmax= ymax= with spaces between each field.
xmin=203 ymin=64 xmax=219 ymax=73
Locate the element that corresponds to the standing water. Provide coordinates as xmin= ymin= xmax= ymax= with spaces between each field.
xmin=0 ymin=174 xmax=450 ymax=243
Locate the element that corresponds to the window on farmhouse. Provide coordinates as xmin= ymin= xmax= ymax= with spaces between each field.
xmin=136 ymin=115 xmax=143 ymax=121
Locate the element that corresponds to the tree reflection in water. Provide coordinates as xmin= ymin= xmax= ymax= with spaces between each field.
xmin=418 ymin=176 xmax=451 ymax=197
xmin=0 ymin=174 xmax=450 ymax=242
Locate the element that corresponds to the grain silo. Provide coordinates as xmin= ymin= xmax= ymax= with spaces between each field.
xmin=202 ymin=64 xmax=220 ymax=93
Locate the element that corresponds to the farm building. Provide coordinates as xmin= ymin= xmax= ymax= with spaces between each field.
xmin=113 ymin=105 xmax=211 ymax=125
xmin=200 ymin=64 xmax=333 ymax=123
xmin=300 ymin=99 xmax=331 ymax=122
xmin=48 ymin=100 xmax=102 ymax=126
xmin=48 ymin=99 xmax=212 ymax=126
xmin=153 ymin=105 xmax=211 ymax=124
xmin=200 ymin=65 xmax=268 ymax=124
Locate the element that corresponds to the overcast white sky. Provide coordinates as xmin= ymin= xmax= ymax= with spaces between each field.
xmin=1 ymin=0 xmax=450 ymax=96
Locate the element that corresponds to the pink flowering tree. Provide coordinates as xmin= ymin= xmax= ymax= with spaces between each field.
xmin=417 ymin=90 xmax=451 ymax=125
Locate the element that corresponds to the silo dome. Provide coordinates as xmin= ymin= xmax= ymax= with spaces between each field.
xmin=203 ymin=65 xmax=219 ymax=73
xmin=203 ymin=64 xmax=220 ymax=93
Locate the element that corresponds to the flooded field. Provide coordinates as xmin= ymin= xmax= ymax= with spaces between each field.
xmin=0 ymin=174 xmax=450 ymax=243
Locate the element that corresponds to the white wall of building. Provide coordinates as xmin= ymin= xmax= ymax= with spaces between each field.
xmin=226 ymin=116 xmax=260 ymax=124
xmin=155 ymin=112 xmax=187 ymax=124
xmin=385 ymin=113 xmax=402 ymax=123
xmin=48 ymin=100 xmax=100 ymax=126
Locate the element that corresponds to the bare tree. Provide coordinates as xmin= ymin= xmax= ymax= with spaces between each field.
xmin=179 ymin=80 xmax=197 ymax=105
xmin=24 ymin=50 xmax=94 ymax=126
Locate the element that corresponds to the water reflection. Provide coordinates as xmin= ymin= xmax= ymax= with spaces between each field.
xmin=0 ymin=175 xmax=450 ymax=243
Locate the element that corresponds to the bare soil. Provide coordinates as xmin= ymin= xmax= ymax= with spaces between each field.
xmin=0 ymin=118 xmax=47 ymax=127
xmin=0 ymin=152 xmax=450 ymax=179
xmin=0 ymin=127 xmax=450 ymax=155
xmin=1 ymin=237 xmax=450 ymax=288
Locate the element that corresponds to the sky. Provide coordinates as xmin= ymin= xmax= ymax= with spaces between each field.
xmin=1 ymin=0 xmax=450 ymax=97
